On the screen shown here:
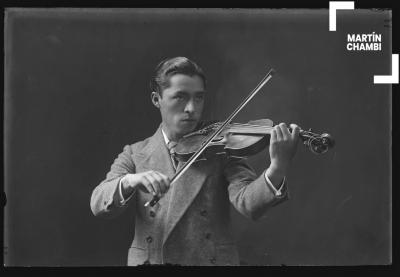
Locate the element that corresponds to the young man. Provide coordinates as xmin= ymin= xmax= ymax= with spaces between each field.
xmin=90 ymin=57 xmax=300 ymax=266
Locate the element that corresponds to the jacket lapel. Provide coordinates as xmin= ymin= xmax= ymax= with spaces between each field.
xmin=162 ymin=157 xmax=208 ymax=246
xmin=133 ymin=125 xmax=176 ymax=210
xmin=135 ymin=125 xmax=176 ymax=179
xmin=135 ymin=125 xmax=208 ymax=245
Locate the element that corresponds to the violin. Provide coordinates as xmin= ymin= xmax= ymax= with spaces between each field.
xmin=174 ymin=119 xmax=335 ymax=162
xmin=145 ymin=69 xmax=335 ymax=207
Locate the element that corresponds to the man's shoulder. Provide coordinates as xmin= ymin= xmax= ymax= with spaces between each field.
xmin=123 ymin=136 xmax=152 ymax=153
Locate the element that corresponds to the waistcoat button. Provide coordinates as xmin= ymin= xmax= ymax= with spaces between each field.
xmin=209 ymin=257 xmax=216 ymax=264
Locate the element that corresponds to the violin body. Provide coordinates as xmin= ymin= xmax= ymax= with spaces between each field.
xmin=175 ymin=119 xmax=274 ymax=162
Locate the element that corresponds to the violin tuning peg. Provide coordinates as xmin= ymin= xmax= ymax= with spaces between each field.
xmin=321 ymin=133 xmax=335 ymax=148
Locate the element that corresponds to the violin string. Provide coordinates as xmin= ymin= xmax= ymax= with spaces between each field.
xmin=224 ymin=123 xmax=273 ymax=133
xmin=212 ymin=122 xmax=274 ymax=129
xmin=227 ymin=127 xmax=272 ymax=133
xmin=217 ymin=122 xmax=314 ymax=140
xmin=218 ymin=122 xmax=313 ymax=135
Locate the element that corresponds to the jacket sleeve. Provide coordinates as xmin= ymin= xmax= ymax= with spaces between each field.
xmin=224 ymin=157 xmax=289 ymax=221
xmin=90 ymin=145 xmax=137 ymax=218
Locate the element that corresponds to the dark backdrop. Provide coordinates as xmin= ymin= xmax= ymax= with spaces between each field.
xmin=4 ymin=8 xmax=391 ymax=266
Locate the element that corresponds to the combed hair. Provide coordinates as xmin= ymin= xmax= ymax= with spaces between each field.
xmin=150 ymin=57 xmax=206 ymax=95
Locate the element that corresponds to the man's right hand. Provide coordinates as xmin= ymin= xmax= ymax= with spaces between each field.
xmin=121 ymin=171 xmax=171 ymax=199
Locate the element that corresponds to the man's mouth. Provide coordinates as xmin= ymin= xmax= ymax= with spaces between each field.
xmin=181 ymin=118 xmax=196 ymax=122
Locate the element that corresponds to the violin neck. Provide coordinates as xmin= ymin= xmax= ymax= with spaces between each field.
xmin=226 ymin=126 xmax=272 ymax=135
xmin=225 ymin=124 xmax=322 ymax=146
xmin=227 ymin=125 xmax=313 ymax=143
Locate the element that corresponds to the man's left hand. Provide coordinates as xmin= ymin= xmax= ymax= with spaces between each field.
xmin=268 ymin=122 xmax=300 ymax=177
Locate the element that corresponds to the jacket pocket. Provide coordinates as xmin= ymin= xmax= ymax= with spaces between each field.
xmin=127 ymin=246 xmax=149 ymax=266
xmin=215 ymin=244 xmax=240 ymax=266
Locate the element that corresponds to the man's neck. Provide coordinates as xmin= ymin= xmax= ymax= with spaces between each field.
xmin=161 ymin=126 xmax=179 ymax=143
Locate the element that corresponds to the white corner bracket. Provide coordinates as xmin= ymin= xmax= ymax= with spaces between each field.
xmin=374 ymin=54 xmax=399 ymax=84
xmin=329 ymin=1 xmax=355 ymax=31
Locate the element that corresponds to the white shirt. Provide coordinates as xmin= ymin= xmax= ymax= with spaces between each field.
xmin=117 ymin=128 xmax=285 ymax=206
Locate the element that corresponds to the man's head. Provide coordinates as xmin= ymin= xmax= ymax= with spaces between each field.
xmin=150 ymin=57 xmax=206 ymax=141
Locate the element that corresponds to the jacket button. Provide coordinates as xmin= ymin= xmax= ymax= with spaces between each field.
xmin=104 ymin=201 xmax=107 ymax=205
xmin=146 ymin=236 xmax=153 ymax=243
xmin=149 ymin=210 xmax=156 ymax=217
xmin=205 ymin=233 xmax=212 ymax=239
xmin=209 ymin=257 xmax=216 ymax=264
xmin=200 ymin=210 xmax=208 ymax=216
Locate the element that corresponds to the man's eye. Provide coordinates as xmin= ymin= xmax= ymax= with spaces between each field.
xmin=175 ymin=95 xmax=184 ymax=100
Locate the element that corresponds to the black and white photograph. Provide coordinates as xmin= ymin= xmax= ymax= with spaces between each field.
xmin=4 ymin=5 xmax=393 ymax=266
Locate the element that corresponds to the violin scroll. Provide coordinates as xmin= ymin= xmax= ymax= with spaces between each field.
xmin=300 ymin=130 xmax=335 ymax=155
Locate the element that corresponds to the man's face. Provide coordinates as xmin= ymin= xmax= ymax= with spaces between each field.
xmin=156 ymin=74 xmax=205 ymax=140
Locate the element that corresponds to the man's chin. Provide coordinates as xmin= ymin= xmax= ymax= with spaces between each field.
xmin=177 ymin=121 xmax=198 ymax=135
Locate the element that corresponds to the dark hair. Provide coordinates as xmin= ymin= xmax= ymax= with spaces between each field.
xmin=150 ymin=57 xmax=206 ymax=96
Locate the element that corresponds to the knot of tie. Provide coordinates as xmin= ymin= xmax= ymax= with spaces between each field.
xmin=167 ymin=141 xmax=177 ymax=153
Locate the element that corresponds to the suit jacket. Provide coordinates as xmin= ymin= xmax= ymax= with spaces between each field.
xmin=90 ymin=124 xmax=289 ymax=266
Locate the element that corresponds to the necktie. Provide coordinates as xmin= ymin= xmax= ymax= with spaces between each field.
xmin=167 ymin=141 xmax=178 ymax=170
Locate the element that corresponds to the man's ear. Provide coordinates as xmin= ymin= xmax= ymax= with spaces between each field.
xmin=151 ymin=91 xmax=161 ymax=108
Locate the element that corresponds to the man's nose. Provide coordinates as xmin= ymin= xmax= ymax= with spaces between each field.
xmin=184 ymin=100 xmax=195 ymax=113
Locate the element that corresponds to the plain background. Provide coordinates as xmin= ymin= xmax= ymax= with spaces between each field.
xmin=4 ymin=8 xmax=392 ymax=265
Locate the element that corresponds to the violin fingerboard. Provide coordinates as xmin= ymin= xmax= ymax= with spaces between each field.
xmin=247 ymin=118 xmax=273 ymax=127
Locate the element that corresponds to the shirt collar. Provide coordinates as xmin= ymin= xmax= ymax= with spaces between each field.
xmin=161 ymin=128 xmax=170 ymax=145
